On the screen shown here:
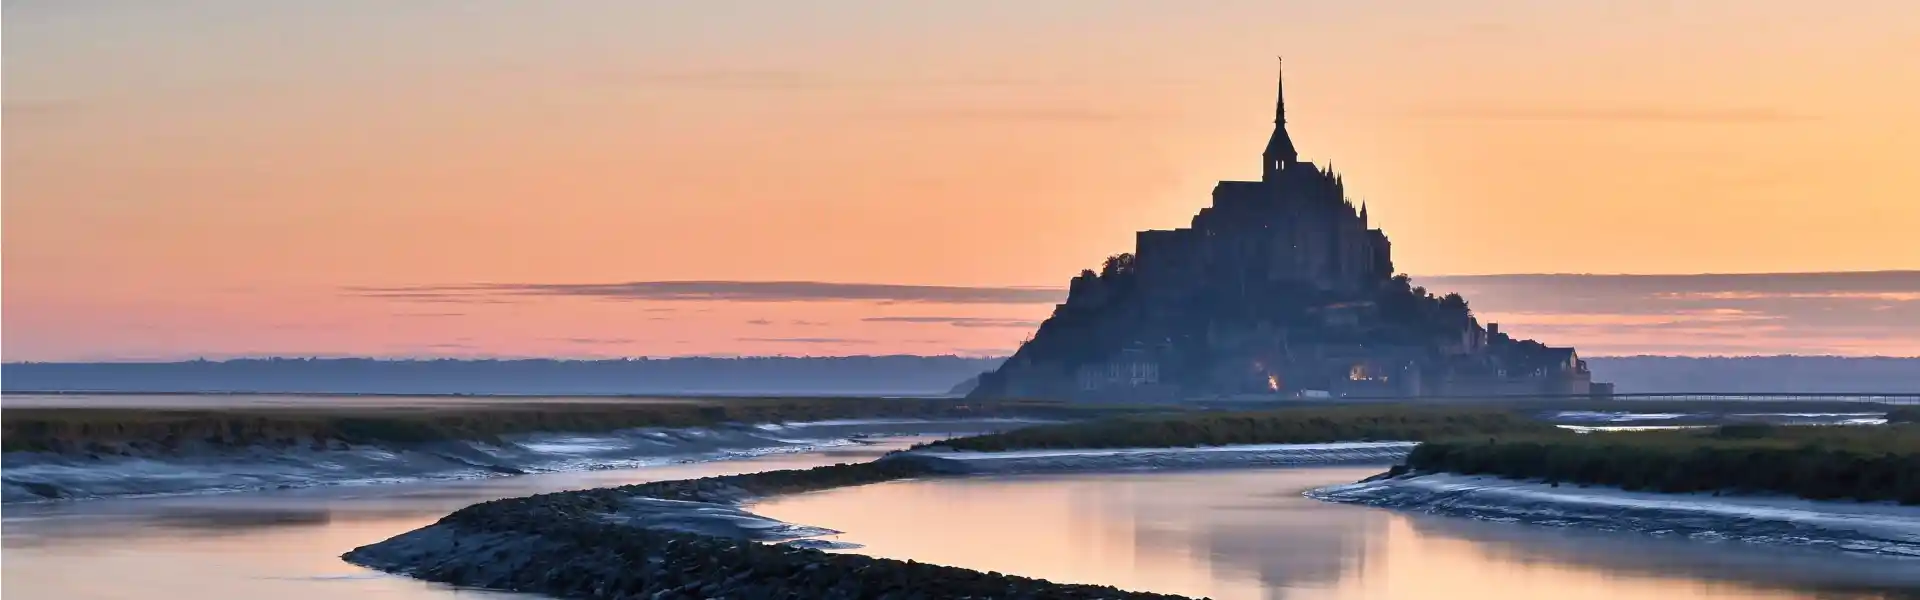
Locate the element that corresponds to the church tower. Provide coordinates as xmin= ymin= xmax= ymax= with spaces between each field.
xmin=1261 ymin=58 xmax=1298 ymax=181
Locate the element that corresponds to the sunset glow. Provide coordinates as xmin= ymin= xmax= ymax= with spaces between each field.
xmin=6 ymin=1 xmax=1918 ymax=360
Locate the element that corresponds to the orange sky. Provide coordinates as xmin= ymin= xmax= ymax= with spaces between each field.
xmin=5 ymin=1 xmax=1918 ymax=360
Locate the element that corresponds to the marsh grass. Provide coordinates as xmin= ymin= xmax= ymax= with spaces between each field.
xmin=0 ymin=398 xmax=1151 ymax=453
xmin=1888 ymin=406 xmax=1919 ymax=423
xmin=1408 ymin=424 xmax=1920 ymax=504
xmin=916 ymin=404 xmax=1563 ymax=452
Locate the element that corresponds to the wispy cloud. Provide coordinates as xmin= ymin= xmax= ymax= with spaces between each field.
xmin=350 ymin=281 xmax=1066 ymax=305
xmin=863 ymin=316 xmax=1043 ymax=329
xmin=1422 ymin=271 xmax=1920 ymax=356
xmin=620 ymin=68 xmax=843 ymax=91
xmin=745 ymin=319 xmax=774 ymax=326
xmin=392 ymin=312 xmax=467 ymax=318
xmin=344 ymin=289 xmax=520 ymax=304
xmin=737 ymin=337 xmax=875 ymax=345
xmin=874 ymin=106 xmax=1141 ymax=123
xmin=349 ymin=272 xmax=1918 ymax=357
xmin=547 ymin=337 xmax=638 ymax=346
xmin=3 ymin=99 xmax=87 ymax=118
xmin=953 ymin=347 xmax=1019 ymax=358
xmin=558 ymin=68 xmax=1167 ymax=92
xmin=1413 ymin=106 xmax=1818 ymax=124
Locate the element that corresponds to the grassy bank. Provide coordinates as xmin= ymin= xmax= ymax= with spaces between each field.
xmin=1405 ymin=424 xmax=1920 ymax=504
xmin=2 ymin=397 xmax=1164 ymax=454
xmin=1204 ymin=397 xmax=1908 ymax=416
xmin=917 ymin=404 xmax=1562 ymax=452
xmin=1889 ymin=406 xmax=1919 ymax=423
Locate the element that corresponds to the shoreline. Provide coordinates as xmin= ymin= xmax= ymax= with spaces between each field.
xmin=0 ymin=397 xmax=1127 ymax=451
xmin=1308 ymin=472 xmax=1920 ymax=559
xmin=342 ymin=435 xmax=1920 ymax=598
xmin=891 ymin=441 xmax=1416 ymax=474
xmin=1 ymin=418 xmax=1050 ymax=503
xmin=342 ymin=458 xmax=1203 ymax=600
xmin=339 ymin=441 xmax=1430 ymax=599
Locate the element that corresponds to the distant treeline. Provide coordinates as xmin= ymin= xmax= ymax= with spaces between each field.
xmin=1406 ymin=425 xmax=1920 ymax=504
xmin=0 ymin=356 xmax=1003 ymax=396
xmin=4 ymin=355 xmax=1916 ymax=396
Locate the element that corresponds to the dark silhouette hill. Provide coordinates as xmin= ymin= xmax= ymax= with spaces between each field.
xmin=969 ymin=64 xmax=1596 ymax=401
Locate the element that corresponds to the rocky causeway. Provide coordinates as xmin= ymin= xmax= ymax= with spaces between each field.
xmin=343 ymin=459 xmax=1202 ymax=599
xmin=341 ymin=441 xmax=1436 ymax=599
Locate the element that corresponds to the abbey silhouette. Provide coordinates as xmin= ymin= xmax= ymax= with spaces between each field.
xmin=970 ymin=60 xmax=1602 ymax=400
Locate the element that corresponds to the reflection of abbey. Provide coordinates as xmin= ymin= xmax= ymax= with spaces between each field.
xmin=970 ymin=62 xmax=1604 ymax=401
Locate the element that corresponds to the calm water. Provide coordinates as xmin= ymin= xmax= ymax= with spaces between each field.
xmin=6 ymin=448 xmax=1915 ymax=600
xmin=751 ymin=468 xmax=1919 ymax=600
xmin=1 ymin=444 xmax=901 ymax=600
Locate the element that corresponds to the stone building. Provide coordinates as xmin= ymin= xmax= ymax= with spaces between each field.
xmin=969 ymin=61 xmax=1600 ymax=402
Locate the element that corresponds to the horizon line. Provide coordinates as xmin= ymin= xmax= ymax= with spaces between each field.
xmin=10 ymin=353 xmax=1920 ymax=366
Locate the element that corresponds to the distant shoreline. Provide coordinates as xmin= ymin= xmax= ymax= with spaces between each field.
xmin=1 ymin=390 xmax=957 ymax=399
xmin=7 ymin=390 xmax=1915 ymax=399
xmin=7 ymin=356 xmax=1919 ymax=396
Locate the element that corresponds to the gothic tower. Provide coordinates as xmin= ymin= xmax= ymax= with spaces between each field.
xmin=1261 ymin=58 xmax=1298 ymax=181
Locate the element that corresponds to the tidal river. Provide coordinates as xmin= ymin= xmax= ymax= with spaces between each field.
xmin=5 ymin=440 xmax=1913 ymax=600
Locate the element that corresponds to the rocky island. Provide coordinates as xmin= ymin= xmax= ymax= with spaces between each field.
xmin=972 ymin=62 xmax=1604 ymax=402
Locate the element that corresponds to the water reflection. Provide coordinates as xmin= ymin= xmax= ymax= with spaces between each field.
xmin=8 ymin=450 xmax=1915 ymax=600
xmin=749 ymin=467 xmax=1919 ymax=600
xmin=1399 ymin=515 xmax=1920 ymax=597
xmin=1 ymin=446 xmax=895 ymax=600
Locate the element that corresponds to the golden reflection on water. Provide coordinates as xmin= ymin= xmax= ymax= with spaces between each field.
xmin=749 ymin=468 xmax=1907 ymax=600
xmin=5 ymin=452 xmax=1909 ymax=600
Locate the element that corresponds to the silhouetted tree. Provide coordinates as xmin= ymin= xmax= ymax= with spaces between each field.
xmin=1100 ymin=253 xmax=1137 ymax=278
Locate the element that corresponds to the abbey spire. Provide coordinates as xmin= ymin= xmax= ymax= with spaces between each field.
xmin=1261 ymin=57 xmax=1299 ymax=181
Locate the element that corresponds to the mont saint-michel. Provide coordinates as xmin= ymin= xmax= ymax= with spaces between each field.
xmin=971 ymin=65 xmax=1603 ymax=401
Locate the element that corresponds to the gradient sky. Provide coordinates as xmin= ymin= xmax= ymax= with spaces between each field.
xmin=6 ymin=1 xmax=1918 ymax=360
